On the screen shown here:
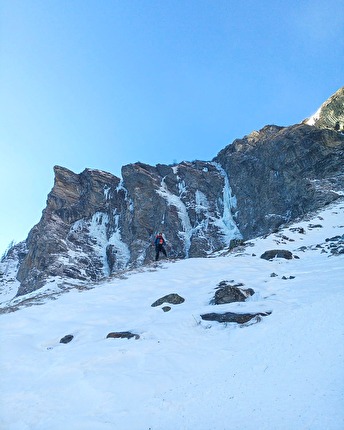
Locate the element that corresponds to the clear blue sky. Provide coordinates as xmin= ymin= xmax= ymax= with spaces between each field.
xmin=0 ymin=0 xmax=343 ymax=255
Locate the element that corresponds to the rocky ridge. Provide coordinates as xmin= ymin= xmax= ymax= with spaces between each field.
xmin=304 ymin=86 xmax=344 ymax=131
xmin=1 ymin=87 xmax=343 ymax=300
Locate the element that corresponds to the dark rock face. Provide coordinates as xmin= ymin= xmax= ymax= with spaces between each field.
xmin=121 ymin=161 xmax=241 ymax=261
xmin=214 ymin=123 xmax=344 ymax=239
xmin=16 ymin=167 xmax=124 ymax=295
xmin=13 ymin=161 xmax=241 ymax=296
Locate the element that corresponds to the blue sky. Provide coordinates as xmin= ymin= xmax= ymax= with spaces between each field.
xmin=0 ymin=0 xmax=343 ymax=255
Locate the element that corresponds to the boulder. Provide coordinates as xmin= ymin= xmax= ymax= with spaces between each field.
xmin=260 ymin=250 xmax=293 ymax=260
xmin=106 ymin=331 xmax=140 ymax=340
xmin=151 ymin=293 xmax=185 ymax=307
xmin=201 ymin=311 xmax=272 ymax=324
xmin=289 ymin=227 xmax=305 ymax=234
xmin=211 ymin=281 xmax=254 ymax=305
xmin=60 ymin=334 xmax=74 ymax=344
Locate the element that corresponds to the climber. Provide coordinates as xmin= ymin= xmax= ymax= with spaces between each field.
xmin=154 ymin=232 xmax=167 ymax=261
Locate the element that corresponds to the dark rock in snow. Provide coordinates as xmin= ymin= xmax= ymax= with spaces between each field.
xmin=325 ymin=235 xmax=342 ymax=242
xmin=151 ymin=293 xmax=185 ymax=307
xmin=162 ymin=306 xmax=171 ymax=312
xmin=201 ymin=311 xmax=272 ymax=324
xmin=211 ymin=281 xmax=254 ymax=305
xmin=289 ymin=227 xmax=306 ymax=234
xmin=60 ymin=335 xmax=74 ymax=344
xmin=326 ymin=234 xmax=344 ymax=255
xmin=106 ymin=331 xmax=140 ymax=340
xmin=260 ymin=250 xmax=294 ymax=260
xmin=332 ymin=247 xmax=344 ymax=255
xmin=297 ymin=246 xmax=308 ymax=252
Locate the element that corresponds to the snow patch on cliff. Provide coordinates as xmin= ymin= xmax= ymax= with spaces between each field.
xmin=305 ymin=105 xmax=322 ymax=126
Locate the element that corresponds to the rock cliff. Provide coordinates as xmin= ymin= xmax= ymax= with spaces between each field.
xmin=12 ymin=161 xmax=241 ymax=296
xmin=1 ymin=87 xmax=343 ymax=299
xmin=214 ymin=123 xmax=344 ymax=239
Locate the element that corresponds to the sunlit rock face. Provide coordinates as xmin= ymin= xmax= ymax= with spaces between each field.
xmin=303 ymin=87 xmax=344 ymax=131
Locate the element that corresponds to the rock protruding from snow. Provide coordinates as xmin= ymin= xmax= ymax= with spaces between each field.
xmin=210 ymin=281 xmax=254 ymax=305
xmin=200 ymin=311 xmax=271 ymax=324
xmin=151 ymin=293 xmax=185 ymax=307
xmin=260 ymin=250 xmax=294 ymax=260
xmin=106 ymin=331 xmax=140 ymax=340
xmin=60 ymin=335 xmax=74 ymax=344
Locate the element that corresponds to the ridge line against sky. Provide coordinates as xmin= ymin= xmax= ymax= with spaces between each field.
xmin=1 ymin=0 xmax=343 ymax=254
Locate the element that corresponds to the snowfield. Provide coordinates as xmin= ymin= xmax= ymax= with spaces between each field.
xmin=1 ymin=200 xmax=344 ymax=430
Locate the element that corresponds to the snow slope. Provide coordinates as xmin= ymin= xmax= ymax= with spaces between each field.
xmin=1 ymin=200 xmax=344 ymax=430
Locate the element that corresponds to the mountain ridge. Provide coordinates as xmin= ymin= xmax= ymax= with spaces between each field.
xmin=1 ymin=86 xmax=343 ymax=302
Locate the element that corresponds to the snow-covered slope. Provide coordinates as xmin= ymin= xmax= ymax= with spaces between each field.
xmin=1 ymin=200 xmax=343 ymax=430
